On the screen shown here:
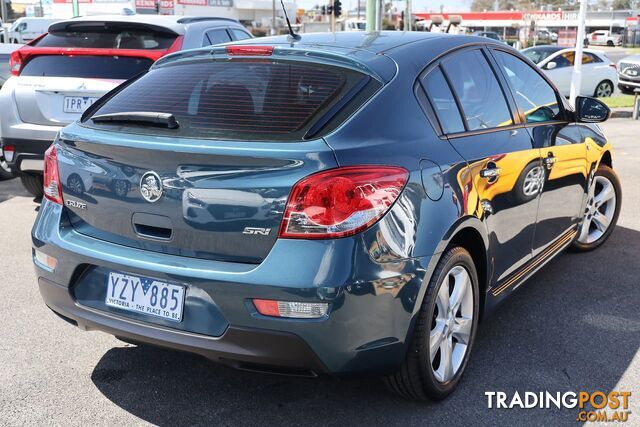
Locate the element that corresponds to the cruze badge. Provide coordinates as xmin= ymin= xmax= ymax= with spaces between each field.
xmin=140 ymin=172 xmax=163 ymax=203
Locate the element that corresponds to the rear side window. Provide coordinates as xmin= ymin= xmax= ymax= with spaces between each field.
xmin=86 ymin=60 xmax=371 ymax=141
xmin=230 ymin=29 xmax=252 ymax=41
xmin=33 ymin=29 xmax=177 ymax=50
xmin=203 ymin=29 xmax=231 ymax=46
xmin=442 ymin=49 xmax=513 ymax=131
xmin=20 ymin=56 xmax=153 ymax=79
xmin=422 ymin=67 xmax=465 ymax=134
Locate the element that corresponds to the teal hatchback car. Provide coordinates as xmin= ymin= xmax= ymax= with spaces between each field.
xmin=32 ymin=32 xmax=620 ymax=400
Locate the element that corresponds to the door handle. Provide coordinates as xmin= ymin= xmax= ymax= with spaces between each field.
xmin=480 ymin=167 xmax=502 ymax=179
xmin=543 ymin=152 xmax=557 ymax=169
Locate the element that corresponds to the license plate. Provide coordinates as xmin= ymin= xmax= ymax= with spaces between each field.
xmin=105 ymin=272 xmax=186 ymax=322
xmin=63 ymin=96 xmax=98 ymax=113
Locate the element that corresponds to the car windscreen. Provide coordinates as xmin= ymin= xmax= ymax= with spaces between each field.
xmin=33 ymin=29 xmax=177 ymax=50
xmin=84 ymin=59 xmax=374 ymax=141
xmin=20 ymin=56 xmax=154 ymax=79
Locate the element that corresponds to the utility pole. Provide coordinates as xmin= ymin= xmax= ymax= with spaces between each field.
xmin=569 ymin=0 xmax=587 ymax=106
xmin=366 ymin=0 xmax=375 ymax=31
xmin=404 ymin=0 xmax=411 ymax=31
xmin=72 ymin=0 xmax=79 ymax=17
xmin=1 ymin=0 xmax=8 ymax=30
xmin=271 ymin=0 xmax=276 ymax=35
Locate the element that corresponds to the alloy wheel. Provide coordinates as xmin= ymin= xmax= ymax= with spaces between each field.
xmin=523 ymin=166 xmax=545 ymax=197
xmin=577 ymin=175 xmax=616 ymax=244
xmin=595 ymin=82 xmax=613 ymax=98
xmin=430 ymin=265 xmax=473 ymax=383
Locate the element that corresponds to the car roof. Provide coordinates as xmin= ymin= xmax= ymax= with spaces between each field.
xmin=523 ymin=45 xmax=563 ymax=53
xmin=48 ymin=15 xmax=239 ymax=35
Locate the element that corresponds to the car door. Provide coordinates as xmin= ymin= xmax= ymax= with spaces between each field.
xmin=429 ymin=47 xmax=541 ymax=284
xmin=491 ymin=49 xmax=589 ymax=256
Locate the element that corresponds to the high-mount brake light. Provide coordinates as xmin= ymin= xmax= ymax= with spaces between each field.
xmin=279 ymin=166 xmax=409 ymax=239
xmin=9 ymin=50 xmax=23 ymax=76
xmin=225 ymin=45 xmax=274 ymax=56
xmin=43 ymin=145 xmax=63 ymax=205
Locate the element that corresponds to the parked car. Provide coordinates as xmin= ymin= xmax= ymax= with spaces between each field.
xmin=32 ymin=32 xmax=620 ymax=400
xmin=5 ymin=17 xmax=61 ymax=44
xmin=0 ymin=43 xmax=22 ymax=180
xmin=0 ymin=15 xmax=252 ymax=197
xmin=588 ymin=30 xmax=622 ymax=47
xmin=471 ymin=30 xmax=502 ymax=41
xmin=522 ymin=46 xmax=617 ymax=97
xmin=617 ymin=54 xmax=640 ymax=95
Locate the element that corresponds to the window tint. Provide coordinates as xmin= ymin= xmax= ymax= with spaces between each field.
xmin=494 ymin=50 xmax=562 ymax=124
xmin=204 ymin=29 xmax=231 ymax=46
xmin=422 ymin=67 xmax=465 ymax=134
xmin=34 ymin=30 xmax=177 ymax=50
xmin=230 ymin=29 xmax=251 ymax=41
xmin=442 ymin=49 xmax=513 ymax=131
xmin=21 ymin=56 xmax=153 ymax=79
xmin=88 ymin=60 xmax=369 ymax=141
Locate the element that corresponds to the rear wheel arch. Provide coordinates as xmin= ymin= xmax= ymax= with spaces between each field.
xmin=446 ymin=227 xmax=488 ymax=319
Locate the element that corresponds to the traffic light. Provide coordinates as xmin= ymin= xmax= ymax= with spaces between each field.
xmin=333 ymin=0 xmax=341 ymax=17
xmin=321 ymin=5 xmax=326 ymax=15
xmin=327 ymin=4 xmax=333 ymax=15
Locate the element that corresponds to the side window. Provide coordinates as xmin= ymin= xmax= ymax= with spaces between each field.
xmin=441 ymin=49 xmax=513 ymax=131
xmin=421 ymin=67 xmax=465 ymax=134
xmin=551 ymin=52 xmax=573 ymax=68
xmin=230 ymin=29 xmax=251 ymax=41
xmin=493 ymin=50 xmax=562 ymax=124
xmin=203 ymin=29 xmax=232 ymax=47
xmin=583 ymin=53 xmax=601 ymax=64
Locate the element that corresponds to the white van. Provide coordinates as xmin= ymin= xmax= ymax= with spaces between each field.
xmin=7 ymin=18 xmax=61 ymax=44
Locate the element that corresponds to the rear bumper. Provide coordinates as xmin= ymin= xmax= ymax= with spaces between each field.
xmin=1 ymin=137 xmax=53 ymax=172
xmin=32 ymin=199 xmax=436 ymax=376
xmin=40 ymin=277 xmax=328 ymax=376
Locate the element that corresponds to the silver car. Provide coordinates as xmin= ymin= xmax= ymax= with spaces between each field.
xmin=617 ymin=54 xmax=640 ymax=95
xmin=0 ymin=14 xmax=251 ymax=196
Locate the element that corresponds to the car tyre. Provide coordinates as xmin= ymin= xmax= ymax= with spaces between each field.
xmin=571 ymin=165 xmax=621 ymax=252
xmin=19 ymin=173 xmax=44 ymax=199
xmin=384 ymin=246 xmax=479 ymax=401
xmin=513 ymin=161 xmax=545 ymax=204
xmin=0 ymin=153 xmax=15 ymax=180
xmin=594 ymin=80 xmax=614 ymax=98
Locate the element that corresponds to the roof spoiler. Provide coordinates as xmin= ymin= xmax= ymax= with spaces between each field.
xmin=176 ymin=17 xmax=239 ymax=24
xmin=48 ymin=20 xmax=178 ymax=36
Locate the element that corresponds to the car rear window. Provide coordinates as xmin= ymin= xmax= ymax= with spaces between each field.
xmin=21 ymin=56 xmax=154 ymax=79
xmin=85 ymin=59 xmax=373 ymax=141
xmin=33 ymin=29 xmax=177 ymax=50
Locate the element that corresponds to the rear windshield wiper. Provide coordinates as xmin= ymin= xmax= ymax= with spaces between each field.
xmin=91 ymin=112 xmax=179 ymax=129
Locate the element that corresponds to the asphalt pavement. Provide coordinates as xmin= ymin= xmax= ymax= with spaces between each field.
xmin=0 ymin=119 xmax=638 ymax=426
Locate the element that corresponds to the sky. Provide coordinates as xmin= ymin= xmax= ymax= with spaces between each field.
xmin=296 ymin=0 xmax=472 ymax=14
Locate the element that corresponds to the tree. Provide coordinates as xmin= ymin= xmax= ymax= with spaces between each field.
xmin=611 ymin=0 xmax=631 ymax=9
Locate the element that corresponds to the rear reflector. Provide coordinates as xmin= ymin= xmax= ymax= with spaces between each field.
xmin=279 ymin=166 xmax=409 ymax=239
xmin=253 ymin=299 xmax=329 ymax=319
xmin=34 ymin=249 xmax=57 ymax=271
xmin=2 ymin=145 xmax=14 ymax=162
xmin=43 ymin=145 xmax=63 ymax=205
xmin=225 ymin=45 xmax=274 ymax=56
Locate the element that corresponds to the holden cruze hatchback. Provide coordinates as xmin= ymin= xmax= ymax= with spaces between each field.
xmin=32 ymin=32 xmax=621 ymax=400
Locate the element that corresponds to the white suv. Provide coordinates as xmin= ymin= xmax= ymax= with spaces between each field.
xmin=0 ymin=14 xmax=251 ymax=197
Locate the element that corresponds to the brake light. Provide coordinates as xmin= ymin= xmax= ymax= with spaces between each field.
xmin=164 ymin=35 xmax=184 ymax=55
xmin=279 ymin=166 xmax=409 ymax=239
xmin=253 ymin=299 xmax=329 ymax=319
xmin=2 ymin=145 xmax=15 ymax=162
xmin=609 ymin=63 xmax=617 ymax=70
xmin=225 ymin=45 xmax=273 ymax=56
xmin=43 ymin=145 xmax=63 ymax=205
xmin=9 ymin=50 xmax=23 ymax=76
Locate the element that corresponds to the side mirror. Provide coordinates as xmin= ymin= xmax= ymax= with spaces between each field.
xmin=575 ymin=96 xmax=611 ymax=123
xmin=545 ymin=61 xmax=557 ymax=70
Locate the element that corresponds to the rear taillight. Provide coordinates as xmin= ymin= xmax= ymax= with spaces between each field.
xmin=43 ymin=145 xmax=63 ymax=205
xmin=9 ymin=50 xmax=23 ymax=76
xmin=609 ymin=63 xmax=617 ymax=71
xmin=279 ymin=166 xmax=409 ymax=239
xmin=2 ymin=145 xmax=15 ymax=162
xmin=225 ymin=45 xmax=274 ymax=56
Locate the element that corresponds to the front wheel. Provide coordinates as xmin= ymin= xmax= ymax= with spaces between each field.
xmin=384 ymin=247 xmax=479 ymax=401
xmin=594 ymin=80 xmax=613 ymax=98
xmin=571 ymin=165 xmax=621 ymax=252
